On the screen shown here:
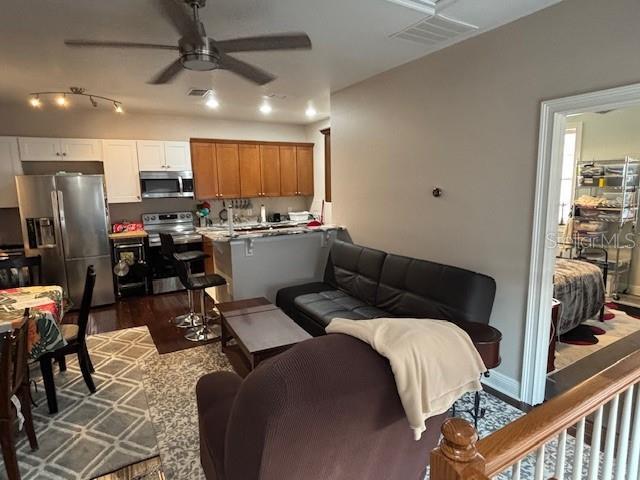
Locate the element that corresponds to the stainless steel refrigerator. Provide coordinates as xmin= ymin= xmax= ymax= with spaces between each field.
xmin=15 ymin=174 xmax=115 ymax=307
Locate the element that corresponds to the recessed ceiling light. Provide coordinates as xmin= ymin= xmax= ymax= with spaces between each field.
xmin=305 ymin=105 xmax=317 ymax=118
xmin=205 ymin=93 xmax=219 ymax=109
xmin=29 ymin=96 xmax=41 ymax=108
xmin=55 ymin=95 xmax=68 ymax=107
xmin=260 ymin=102 xmax=272 ymax=115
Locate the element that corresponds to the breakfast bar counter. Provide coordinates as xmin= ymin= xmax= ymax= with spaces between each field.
xmin=198 ymin=224 xmax=346 ymax=303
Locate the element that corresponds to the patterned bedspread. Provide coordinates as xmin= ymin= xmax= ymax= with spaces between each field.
xmin=554 ymin=258 xmax=605 ymax=335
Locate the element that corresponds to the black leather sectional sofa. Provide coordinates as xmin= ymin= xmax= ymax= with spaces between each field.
xmin=276 ymin=240 xmax=497 ymax=337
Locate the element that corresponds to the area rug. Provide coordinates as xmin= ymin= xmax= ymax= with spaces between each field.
xmin=140 ymin=341 xmax=233 ymax=480
xmin=3 ymin=327 xmax=159 ymax=480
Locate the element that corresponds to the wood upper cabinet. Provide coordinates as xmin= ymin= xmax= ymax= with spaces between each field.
xmin=260 ymin=145 xmax=281 ymax=197
xmin=191 ymin=139 xmax=313 ymax=198
xmin=191 ymin=142 xmax=218 ymax=200
xmin=215 ymin=143 xmax=241 ymax=198
xmin=296 ymin=146 xmax=314 ymax=196
xmin=279 ymin=146 xmax=298 ymax=196
xmin=239 ymin=144 xmax=261 ymax=197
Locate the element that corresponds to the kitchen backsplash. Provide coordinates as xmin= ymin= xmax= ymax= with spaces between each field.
xmin=108 ymin=196 xmax=312 ymax=225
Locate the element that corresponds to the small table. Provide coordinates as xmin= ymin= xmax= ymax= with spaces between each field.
xmin=0 ymin=286 xmax=66 ymax=359
xmin=219 ymin=298 xmax=311 ymax=370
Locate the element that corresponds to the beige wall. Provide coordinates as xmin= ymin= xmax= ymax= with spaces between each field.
xmin=331 ymin=0 xmax=640 ymax=386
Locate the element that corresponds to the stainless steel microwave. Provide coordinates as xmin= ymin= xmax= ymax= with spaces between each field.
xmin=140 ymin=171 xmax=194 ymax=199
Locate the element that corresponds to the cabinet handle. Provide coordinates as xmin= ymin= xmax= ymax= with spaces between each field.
xmin=56 ymin=152 xmax=61 ymax=156
xmin=62 ymin=152 xmax=67 ymax=156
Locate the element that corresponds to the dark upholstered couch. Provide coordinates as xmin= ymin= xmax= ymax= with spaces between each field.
xmin=276 ymin=240 xmax=497 ymax=337
xmin=197 ymin=334 xmax=448 ymax=480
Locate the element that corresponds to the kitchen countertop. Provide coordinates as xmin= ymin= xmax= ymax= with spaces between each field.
xmin=197 ymin=223 xmax=343 ymax=242
xmin=108 ymin=231 xmax=148 ymax=240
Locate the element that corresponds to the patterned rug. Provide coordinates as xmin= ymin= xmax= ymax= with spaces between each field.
xmin=2 ymin=327 xmax=159 ymax=480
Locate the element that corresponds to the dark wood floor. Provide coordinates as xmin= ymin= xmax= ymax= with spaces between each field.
xmin=63 ymin=291 xmax=220 ymax=354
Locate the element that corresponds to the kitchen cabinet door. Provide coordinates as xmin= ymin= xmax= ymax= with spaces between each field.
xmin=296 ymin=146 xmax=314 ymax=196
xmin=260 ymin=145 xmax=281 ymax=197
xmin=137 ymin=141 xmax=166 ymax=171
xmin=215 ymin=143 xmax=241 ymax=198
xmin=191 ymin=142 xmax=219 ymax=199
xmin=0 ymin=137 xmax=22 ymax=208
xmin=203 ymin=238 xmax=215 ymax=274
xmin=239 ymin=144 xmax=261 ymax=197
xmin=102 ymin=140 xmax=142 ymax=203
xmin=164 ymin=141 xmax=191 ymax=171
xmin=60 ymin=138 xmax=103 ymax=161
xmin=279 ymin=146 xmax=297 ymax=196
xmin=18 ymin=137 xmax=61 ymax=161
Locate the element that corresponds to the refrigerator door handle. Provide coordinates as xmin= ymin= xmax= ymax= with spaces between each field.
xmin=56 ymin=190 xmax=71 ymax=259
xmin=50 ymin=190 xmax=65 ymax=258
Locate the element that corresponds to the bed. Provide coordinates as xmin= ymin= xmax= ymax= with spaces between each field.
xmin=553 ymin=258 xmax=605 ymax=335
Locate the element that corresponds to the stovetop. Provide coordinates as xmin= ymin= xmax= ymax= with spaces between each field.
xmin=142 ymin=211 xmax=202 ymax=245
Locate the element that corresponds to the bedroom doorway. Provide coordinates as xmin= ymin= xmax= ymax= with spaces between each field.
xmin=522 ymin=82 xmax=640 ymax=406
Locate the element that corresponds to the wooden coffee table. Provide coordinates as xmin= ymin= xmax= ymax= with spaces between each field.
xmin=218 ymin=298 xmax=311 ymax=370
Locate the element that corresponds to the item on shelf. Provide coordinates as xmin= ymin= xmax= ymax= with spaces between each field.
xmin=288 ymin=211 xmax=311 ymax=222
xmin=580 ymin=164 xmax=604 ymax=177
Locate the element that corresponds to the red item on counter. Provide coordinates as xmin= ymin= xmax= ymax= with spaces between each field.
xmin=112 ymin=222 xmax=144 ymax=233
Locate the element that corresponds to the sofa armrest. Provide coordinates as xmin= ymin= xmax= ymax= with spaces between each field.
xmin=197 ymin=372 xmax=243 ymax=480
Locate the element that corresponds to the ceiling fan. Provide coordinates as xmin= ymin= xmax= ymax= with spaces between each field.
xmin=64 ymin=0 xmax=312 ymax=86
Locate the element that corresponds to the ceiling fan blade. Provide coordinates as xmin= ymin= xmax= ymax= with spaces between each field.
xmin=214 ymin=33 xmax=312 ymax=53
xmin=156 ymin=0 xmax=205 ymax=46
xmin=218 ymin=54 xmax=275 ymax=86
xmin=65 ymin=39 xmax=179 ymax=50
xmin=148 ymin=59 xmax=184 ymax=84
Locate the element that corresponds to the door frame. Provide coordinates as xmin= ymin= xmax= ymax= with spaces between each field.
xmin=522 ymin=81 xmax=640 ymax=405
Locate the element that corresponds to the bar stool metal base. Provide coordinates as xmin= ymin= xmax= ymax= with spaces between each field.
xmin=184 ymin=323 xmax=221 ymax=342
xmin=175 ymin=312 xmax=203 ymax=329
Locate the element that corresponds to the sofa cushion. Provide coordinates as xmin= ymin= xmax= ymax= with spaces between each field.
xmin=375 ymin=254 xmax=496 ymax=324
xmin=324 ymin=240 xmax=386 ymax=305
xmin=294 ymin=290 xmax=389 ymax=327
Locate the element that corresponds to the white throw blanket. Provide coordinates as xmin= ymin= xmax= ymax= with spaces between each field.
xmin=326 ymin=318 xmax=487 ymax=440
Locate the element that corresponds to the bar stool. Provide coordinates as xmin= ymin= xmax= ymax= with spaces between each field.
xmin=159 ymin=232 xmax=208 ymax=329
xmin=173 ymin=255 xmax=227 ymax=342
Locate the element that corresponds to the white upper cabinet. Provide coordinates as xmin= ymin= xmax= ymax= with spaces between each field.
xmin=59 ymin=138 xmax=102 ymax=161
xmin=164 ymin=141 xmax=191 ymax=171
xmin=137 ymin=141 xmax=166 ymax=171
xmin=137 ymin=140 xmax=191 ymax=171
xmin=102 ymin=140 xmax=141 ymax=203
xmin=18 ymin=137 xmax=61 ymax=161
xmin=0 ymin=137 xmax=23 ymax=208
xmin=19 ymin=137 xmax=102 ymax=161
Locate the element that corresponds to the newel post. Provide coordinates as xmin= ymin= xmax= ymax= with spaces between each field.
xmin=430 ymin=418 xmax=487 ymax=480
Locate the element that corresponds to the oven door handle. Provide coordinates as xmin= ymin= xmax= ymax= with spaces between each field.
xmin=114 ymin=243 xmax=145 ymax=249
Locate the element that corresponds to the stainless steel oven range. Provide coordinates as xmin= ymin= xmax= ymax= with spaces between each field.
xmin=143 ymin=211 xmax=204 ymax=294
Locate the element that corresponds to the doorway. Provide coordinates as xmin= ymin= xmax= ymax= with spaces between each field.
xmin=522 ymin=82 xmax=640 ymax=406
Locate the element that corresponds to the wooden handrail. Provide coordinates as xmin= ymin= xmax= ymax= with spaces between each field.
xmin=431 ymin=349 xmax=640 ymax=479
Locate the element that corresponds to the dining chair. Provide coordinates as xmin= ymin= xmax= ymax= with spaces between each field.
xmin=0 ymin=256 xmax=41 ymax=289
xmin=1 ymin=309 xmax=39 ymax=480
xmin=38 ymin=266 xmax=97 ymax=414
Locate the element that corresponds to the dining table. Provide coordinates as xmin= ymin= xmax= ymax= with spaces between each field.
xmin=0 ymin=285 xmax=67 ymax=360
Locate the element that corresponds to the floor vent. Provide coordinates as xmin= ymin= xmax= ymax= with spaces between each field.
xmin=187 ymin=88 xmax=212 ymax=97
xmin=390 ymin=14 xmax=478 ymax=46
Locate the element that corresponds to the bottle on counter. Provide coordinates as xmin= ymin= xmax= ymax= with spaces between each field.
xmin=260 ymin=204 xmax=267 ymax=224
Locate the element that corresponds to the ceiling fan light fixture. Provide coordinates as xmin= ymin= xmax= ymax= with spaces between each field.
xmin=181 ymin=52 xmax=219 ymax=71
xmin=259 ymin=102 xmax=272 ymax=115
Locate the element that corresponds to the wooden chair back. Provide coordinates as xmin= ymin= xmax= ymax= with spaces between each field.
xmin=0 ymin=256 xmax=42 ymax=288
xmin=76 ymin=266 xmax=97 ymax=344
xmin=0 ymin=309 xmax=30 ymax=418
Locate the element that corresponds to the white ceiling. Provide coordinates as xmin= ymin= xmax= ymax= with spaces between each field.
xmin=0 ymin=0 xmax=561 ymax=124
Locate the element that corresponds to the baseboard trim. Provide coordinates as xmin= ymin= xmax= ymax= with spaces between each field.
xmin=482 ymin=370 xmax=521 ymax=401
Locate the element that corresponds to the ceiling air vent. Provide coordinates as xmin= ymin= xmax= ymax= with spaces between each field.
xmin=390 ymin=14 xmax=478 ymax=46
xmin=187 ymin=88 xmax=212 ymax=97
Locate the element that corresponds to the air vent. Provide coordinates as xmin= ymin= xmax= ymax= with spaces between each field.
xmin=384 ymin=0 xmax=439 ymax=15
xmin=390 ymin=14 xmax=478 ymax=46
xmin=187 ymin=88 xmax=212 ymax=97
